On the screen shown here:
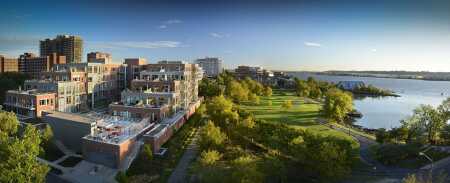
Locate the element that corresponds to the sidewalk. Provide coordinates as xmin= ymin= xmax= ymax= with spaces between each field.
xmin=167 ymin=129 xmax=199 ymax=183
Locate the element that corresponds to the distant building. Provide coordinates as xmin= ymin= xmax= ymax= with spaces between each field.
xmin=18 ymin=52 xmax=66 ymax=78
xmin=195 ymin=57 xmax=223 ymax=77
xmin=87 ymin=52 xmax=112 ymax=64
xmin=40 ymin=35 xmax=83 ymax=63
xmin=3 ymin=89 xmax=56 ymax=118
xmin=337 ymin=81 xmax=365 ymax=90
xmin=0 ymin=55 xmax=18 ymax=73
xmin=234 ymin=65 xmax=275 ymax=85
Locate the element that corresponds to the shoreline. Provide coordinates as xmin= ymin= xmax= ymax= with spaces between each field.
xmin=317 ymin=73 xmax=450 ymax=82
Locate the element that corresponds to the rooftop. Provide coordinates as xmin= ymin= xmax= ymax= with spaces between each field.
xmin=7 ymin=89 xmax=56 ymax=96
xmin=43 ymin=111 xmax=94 ymax=124
xmin=83 ymin=114 xmax=153 ymax=145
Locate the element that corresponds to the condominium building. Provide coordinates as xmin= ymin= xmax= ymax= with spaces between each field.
xmin=109 ymin=60 xmax=203 ymax=123
xmin=195 ymin=57 xmax=223 ymax=77
xmin=18 ymin=52 xmax=66 ymax=78
xmin=87 ymin=52 xmax=112 ymax=64
xmin=0 ymin=55 xmax=18 ymax=73
xmin=3 ymin=89 xmax=56 ymax=118
xmin=40 ymin=35 xmax=83 ymax=63
xmin=124 ymin=58 xmax=147 ymax=87
xmin=24 ymin=80 xmax=88 ymax=113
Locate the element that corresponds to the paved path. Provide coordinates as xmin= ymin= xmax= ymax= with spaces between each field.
xmin=167 ymin=129 xmax=199 ymax=183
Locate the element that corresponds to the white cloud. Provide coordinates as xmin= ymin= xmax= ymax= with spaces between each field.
xmin=371 ymin=48 xmax=377 ymax=52
xmin=88 ymin=41 xmax=182 ymax=49
xmin=210 ymin=32 xmax=230 ymax=38
xmin=157 ymin=19 xmax=182 ymax=29
xmin=304 ymin=42 xmax=322 ymax=47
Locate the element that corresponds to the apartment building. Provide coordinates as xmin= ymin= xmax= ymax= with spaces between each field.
xmin=124 ymin=58 xmax=147 ymax=87
xmin=0 ymin=55 xmax=19 ymax=73
xmin=87 ymin=52 xmax=112 ymax=64
xmin=18 ymin=52 xmax=66 ymax=78
xmin=40 ymin=35 xmax=83 ymax=63
xmin=195 ymin=57 xmax=223 ymax=77
xmin=108 ymin=60 xmax=202 ymax=129
xmin=235 ymin=65 xmax=275 ymax=85
xmin=3 ymin=89 xmax=56 ymax=118
xmin=24 ymin=80 xmax=88 ymax=113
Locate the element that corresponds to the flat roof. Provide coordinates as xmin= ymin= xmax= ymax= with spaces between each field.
xmin=44 ymin=111 xmax=94 ymax=124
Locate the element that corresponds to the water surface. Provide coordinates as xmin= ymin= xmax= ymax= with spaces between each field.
xmin=288 ymin=72 xmax=450 ymax=129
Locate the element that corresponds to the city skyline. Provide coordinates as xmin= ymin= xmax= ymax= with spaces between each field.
xmin=1 ymin=0 xmax=450 ymax=71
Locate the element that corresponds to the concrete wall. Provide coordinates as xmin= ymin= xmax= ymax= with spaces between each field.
xmin=82 ymin=137 xmax=136 ymax=168
xmin=43 ymin=114 xmax=93 ymax=153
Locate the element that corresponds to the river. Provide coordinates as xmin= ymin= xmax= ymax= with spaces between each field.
xmin=288 ymin=72 xmax=450 ymax=129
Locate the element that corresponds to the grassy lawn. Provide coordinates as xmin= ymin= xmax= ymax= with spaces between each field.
xmin=240 ymin=90 xmax=357 ymax=146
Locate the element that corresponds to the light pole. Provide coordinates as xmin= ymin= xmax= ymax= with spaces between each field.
xmin=419 ymin=151 xmax=433 ymax=182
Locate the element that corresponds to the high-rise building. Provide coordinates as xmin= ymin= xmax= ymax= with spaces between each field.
xmin=195 ymin=57 xmax=223 ymax=77
xmin=18 ymin=52 xmax=66 ymax=78
xmin=40 ymin=35 xmax=83 ymax=63
xmin=0 ymin=55 xmax=19 ymax=73
xmin=87 ymin=52 xmax=112 ymax=64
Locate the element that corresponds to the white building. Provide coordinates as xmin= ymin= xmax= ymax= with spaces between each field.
xmin=195 ymin=57 xmax=223 ymax=77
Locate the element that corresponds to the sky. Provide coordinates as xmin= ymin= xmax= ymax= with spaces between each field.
xmin=1 ymin=0 xmax=450 ymax=71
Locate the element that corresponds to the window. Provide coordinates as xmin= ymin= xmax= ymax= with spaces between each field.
xmin=39 ymin=99 xmax=46 ymax=105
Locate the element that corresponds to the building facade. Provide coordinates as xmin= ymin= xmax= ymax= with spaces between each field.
xmin=18 ymin=52 xmax=66 ymax=78
xmin=124 ymin=58 xmax=147 ymax=88
xmin=0 ymin=55 xmax=18 ymax=73
xmin=3 ymin=89 xmax=56 ymax=118
xmin=87 ymin=52 xmax=112 ymax=64
xmin=195 ymin=57 xmax=223 ymax=77
xmin=40 ymin=35 xmax=83 ymax=63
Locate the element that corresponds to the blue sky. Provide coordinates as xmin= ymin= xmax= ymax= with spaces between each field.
xmin=1 ymin=0 xmax=450 ymax=71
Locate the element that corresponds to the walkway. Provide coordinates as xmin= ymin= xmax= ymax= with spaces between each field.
xmin=167 ymin=129 xmax=199 ymax=183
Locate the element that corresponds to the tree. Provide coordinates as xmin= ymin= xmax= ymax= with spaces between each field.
xmin=198 ymin=121 xmax=228 ymax=150
xmin=227 ymin=80 xmax=249 ymax=103
xmin=411 ymin=105 xmax=445 ymax=144
xmin=41 ymin=125 xmax=53 ymax=149
xmin=0 ymin=111 xmax=19 ymax=137
xmin=282 ymin=100 xmax=293 ymax=110
xmin=199 ymin=78 xmax=223 ymax=98
xmin=206 ymin=95 xmax=239 ymax=127
xmin=375 ymin=128 xmax=390 ymax=144
xmin=248 ymin=93 xmax=260 ymax=105
xmin=295 ymin=79 xmax=310 ymax=97
xmin=0 ymin=124 xmax=50 ymax=183
xmin=263 ymin=86 xmax=272 ymax=97
xmin=323 ymin=89 xmax=353 ymax=123
xmin=230 ymin=155 xmax=264 ymax=183
xmin=199 ymin=150 xmax=222 ymax=166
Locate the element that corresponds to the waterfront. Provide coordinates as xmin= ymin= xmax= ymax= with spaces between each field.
xmin=289 ymin=72 xmax=450 ymax=129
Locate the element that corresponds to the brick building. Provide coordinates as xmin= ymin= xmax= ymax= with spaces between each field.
xmin=3 ymin=89 xmax=56 ymax=118
xmin=40 ymin=35 xmax=83 ymax=64
xmin=0 ymin=55 xmax=19 ymax=73
xmin=18 ymin=52 xmax=66 ymax=78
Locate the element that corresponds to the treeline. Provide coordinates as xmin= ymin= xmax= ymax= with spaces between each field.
xmin=194 ymin=73 xmax=356 ymax=182
xmin=294 ymin=77 xmax=354 ymax=124
xmin=376 ymin=98 xmax=450 ymax=145
xmin=199 ymin=71 xmax=272 ymax=104
xmin=351 ymin=84 xmax=398 ymax=97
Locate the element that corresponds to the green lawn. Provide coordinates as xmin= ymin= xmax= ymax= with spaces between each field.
xmin=240 ymin=90 xmax=357 ymax=146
